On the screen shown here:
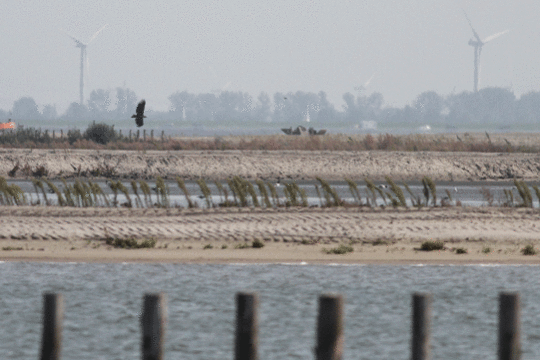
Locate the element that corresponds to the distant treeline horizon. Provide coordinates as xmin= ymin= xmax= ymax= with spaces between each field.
xmin=1 ymin=86 xmax=537 ymax=128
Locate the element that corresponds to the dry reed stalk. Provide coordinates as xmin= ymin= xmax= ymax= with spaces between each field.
xmin=44 ymin=179 xmax=65 ymax=206
xmin=176 ymin=177 xmax=194 ymax=208
xmin=255 ymin=179 xmax=272 ymax=208
xmin=402 ymin=182 xmax=419 ymax=207
xmin=385 ymin=176 xmax=406 ymax=207
xmin=344 ymin=178 xmax=361 ymax=205
xmin=131 ymin=180 xmax=143 ymax=208
xmin=155 ymin=177 xmax=169 ymax=208
xmin=266 ymin=181 xmax=280 ymax=207
xmin=139 ymin=180 xmax=152 ymax=208
xmin=196 ymin=179 xmax=213 ymax=208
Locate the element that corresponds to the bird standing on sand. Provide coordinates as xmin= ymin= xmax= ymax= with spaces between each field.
xmin=132 ymin=99 xmax=146 ymax=127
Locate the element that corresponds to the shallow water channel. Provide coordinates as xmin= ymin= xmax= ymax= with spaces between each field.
xmin=8 ymin=179 xmax=536 ymax=208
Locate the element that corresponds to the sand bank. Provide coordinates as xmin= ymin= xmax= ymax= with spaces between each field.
xmin=0 ymin=206 xmax=539 ymax=264
xmin=1 ymin=148 xmax=540 ymax=181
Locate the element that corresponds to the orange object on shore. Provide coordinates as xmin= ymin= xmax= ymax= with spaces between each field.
xmin=0 ymin=122 xmax=15 ymax=129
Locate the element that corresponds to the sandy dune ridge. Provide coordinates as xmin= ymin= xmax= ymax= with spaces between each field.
xmin=1 ymin=149 xmax=540 ymax=181
xmin=0 ymin=206 xmax=539 ymax=264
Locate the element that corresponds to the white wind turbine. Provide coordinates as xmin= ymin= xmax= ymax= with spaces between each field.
xmin=463 ymin=11 xmax=509 ymax=93
xmin=61 ymin=24 xmax=108 ymax=105
xmin=354 ymin=72 xmax=376 ymax=94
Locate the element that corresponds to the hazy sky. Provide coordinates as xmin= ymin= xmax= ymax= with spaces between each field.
xmin=1 ymin=0 xmax=538 ymax=114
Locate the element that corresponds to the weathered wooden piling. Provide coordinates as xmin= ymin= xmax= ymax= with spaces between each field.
xmin=143 ymin=129 xmax=146 ymax=142
xmin=315 ymin=293 xmax=344 ymax=360
xmin=129 ymin=129 xmax=132 ymax=141
xmin=235 ymin=292 xmax=259 ymax=360
xmin=151 ymin=129 xmax=154 ymax=141
xmin=411 ymin=292 xmax=432 ymax=360
xmin=40 ymin=293 xmax=63 ymax=360
xmin=141 ymin=293 xmax=167 ymax=360
xmin=499 ymin=292 xmax=521 ymax=360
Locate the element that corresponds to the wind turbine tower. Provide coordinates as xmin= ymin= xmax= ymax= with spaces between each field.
xmin=463 ymin=12 xmax=509 ymax=93
xmin=62 ymin=25 xmax=108 ymax=105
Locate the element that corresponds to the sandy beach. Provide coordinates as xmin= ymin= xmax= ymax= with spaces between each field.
xmin=0 ymin=206 xmax=539 ymax=264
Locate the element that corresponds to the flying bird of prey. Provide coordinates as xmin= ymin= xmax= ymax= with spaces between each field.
xmin=132 ymin=99 xmax=146 ymax=127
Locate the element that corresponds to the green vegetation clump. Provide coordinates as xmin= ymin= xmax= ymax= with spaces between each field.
xmin=203 ymin=244 xmax=213 ymax=250
xmin=455 ymin=247 xmax=467 ymax=254
xmin=252 ymin=239 xmax=265 ymax=248
xmin=83 ymin=122 xmax=118 ymax=145
xmin=521 ymin=244 xmax=537 ymax=256
xmin=105 ymin=237 xmax=156 ymax=249
xmin=2 ymin=246 xmax=23 ymax=251
xmin=420 ymin=240 xmax=445 ymax=251
xmin=323 ymin=244 xmax=354 ymax=255
xmin=482 ymin=246 xmax=491 ymax=254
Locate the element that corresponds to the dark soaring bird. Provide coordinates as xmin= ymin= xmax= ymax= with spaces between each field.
xmin=132 ymin=99 xmax=146 ymax=127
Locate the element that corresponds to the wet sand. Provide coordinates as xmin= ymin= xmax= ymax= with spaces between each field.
xmin=0 ymin=206 xmax=539 ymax=264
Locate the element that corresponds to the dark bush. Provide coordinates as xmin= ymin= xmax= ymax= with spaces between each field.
xmin=84 ymin=122 xmax=117 ymax=144
xmin=67 ymin=129 xmax=82 ymax=145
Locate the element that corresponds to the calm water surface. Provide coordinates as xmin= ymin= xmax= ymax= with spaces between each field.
xmin=2 ymin=263 xmax=540 ymax=359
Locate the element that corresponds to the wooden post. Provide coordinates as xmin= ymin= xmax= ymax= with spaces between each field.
xmin=129 ymin=129 xmax=132 ymax=141
xmin=315 ymin=294 xmax=343 ymax=360
xmin=141 ymin=293 xmax=167 ymax=360
xmin=161 ymin=130 xmax=165 ymax=143
xmin=235 ymin=293 xmax=258 ymax=360
xmin=151 ymin=129 xmax=154 ymax=141
xmin=119 ymin=129 xmax=122 ymax=139
xmin=137 ymin=129 xmax=140 ymax=141
xmin=499 ymin=292 xmax=520 ymax=360
xmin=143 ymin=129 xmax=146 ymax=142
xmin=52 ymin=130 xmax=55 ymax=140
xmin=411 ymin=293 xmax=431 ymax=360
xmin=40 ymin=293 xmax=63 ymax=360
xmin=60 ymin=129 xmax=63 ymax=139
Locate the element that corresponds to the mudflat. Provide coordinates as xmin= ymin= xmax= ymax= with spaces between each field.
xmin=1 ymin=148 xmax=540 ymax=181
xmin=0 ymin=206 xmax=539 ymax=264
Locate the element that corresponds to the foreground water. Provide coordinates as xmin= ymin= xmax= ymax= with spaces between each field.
xmin=2 ymin=263 xmax=540 ymax=359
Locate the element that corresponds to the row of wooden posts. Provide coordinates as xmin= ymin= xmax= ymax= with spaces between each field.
xmin=40 ymin=292 xmax=520 ymax=360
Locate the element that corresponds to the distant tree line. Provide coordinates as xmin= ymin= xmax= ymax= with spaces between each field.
xmin=1 ymin=86 xmax=539 ymax=128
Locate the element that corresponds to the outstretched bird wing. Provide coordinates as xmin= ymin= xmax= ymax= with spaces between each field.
xmin=132 ymin=99 xmax=146 ymax=127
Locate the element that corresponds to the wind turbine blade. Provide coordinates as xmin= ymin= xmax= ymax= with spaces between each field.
xmin=364 ymin=72 xmax=376 ymax=87
xmin=462 ymin=10 xmax=482 ymax=43
xmin=483 ymin=29 xmax=510 ymax=43
xmin=88 ymin=24 xmax=108 ymax=43
xmin=59 ymin=28 xmax=85 ymax=46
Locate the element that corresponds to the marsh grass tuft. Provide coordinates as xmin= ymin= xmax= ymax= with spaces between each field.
xmin=419 ymin=240 xmax=445 ymax=251
xmin=105 ymin=237 xmax=156 ymax=249
xmin=316 ymin=177 xmax=341 ymax=206
xmin=521 ymin=244 xmax=537 ymax=255
xmin=455 ymin=247 xmax=467 ymax=254
xmin=2 ymin=246 xmax=23 ymax=251
xmin=323 ymin=244 xmax=354 ymax=255
xmin=482 ymin=246 xmax=491 ymax=254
